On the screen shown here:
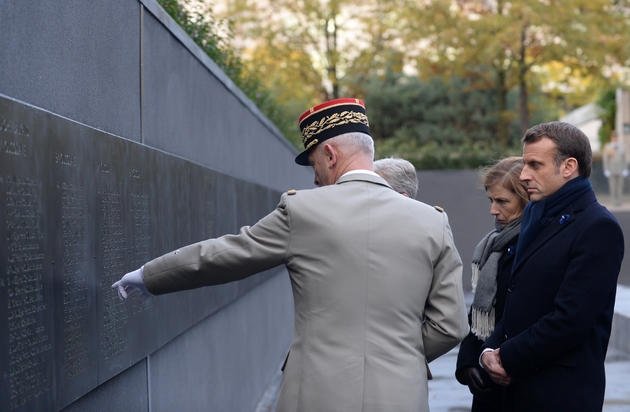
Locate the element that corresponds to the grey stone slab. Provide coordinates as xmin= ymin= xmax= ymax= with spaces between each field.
xmin=149 ymin=271 xmax=294 ymax=412
xmin=48 ymin=110 xmax=100 ymax=409
xmin=0 ymin=0 xmax=142 ymax=142
xmin=140 ymin=7 xmax=313 ymax=192
xmin=90 ymin=134 xmax=158 ymax=384
xmin=214 ymin=174 xmax=239 ymax=236
xmin=416 ymin=170 xmax=492 ymax=291
xmin=60 ymin=359 xmax=148 ymax=412
xmin=0 ymin=92 xmax=288 ymax=412
xmin=138 ymin=0 xmax=287 ymax=147
xmin=1 ymin=95 xmax=56 ymax=412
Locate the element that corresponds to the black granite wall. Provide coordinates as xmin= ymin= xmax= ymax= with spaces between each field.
xmin=0 ymin=1 xmax=312 ymax=411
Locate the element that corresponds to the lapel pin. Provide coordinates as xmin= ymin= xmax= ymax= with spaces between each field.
xmin=559 ymin=214 xmax=570 ymax=225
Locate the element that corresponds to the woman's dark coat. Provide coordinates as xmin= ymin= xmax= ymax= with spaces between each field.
xmin=456 ymin=236 xmax=518 ymax=412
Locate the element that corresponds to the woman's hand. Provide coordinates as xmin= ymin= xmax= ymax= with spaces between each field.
xmin=458 ymin=367 xmax=497 ymax=397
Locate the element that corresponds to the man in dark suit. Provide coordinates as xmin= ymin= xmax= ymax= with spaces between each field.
xmin=480 ymin=121 xmax=624 ymax=411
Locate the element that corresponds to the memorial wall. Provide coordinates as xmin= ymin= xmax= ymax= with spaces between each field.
xmin=0 ymin=1 xmax=313 ymax=411
xmin=0 ymin=94 xmax=287 ymax=411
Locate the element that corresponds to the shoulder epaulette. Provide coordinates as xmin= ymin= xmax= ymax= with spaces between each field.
xmin=434 ymin=205 xmax=444 ymax=213
xmin=287 ymin=189 xmax=297 ymax=195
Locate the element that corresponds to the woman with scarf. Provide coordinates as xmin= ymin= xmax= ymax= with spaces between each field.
xmin=455 ymin=157 xmax=528 ymax=412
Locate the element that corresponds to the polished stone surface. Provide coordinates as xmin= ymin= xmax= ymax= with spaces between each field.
xmin=0 ymin=93 xmax=280 ymax=412
xmin=0 ymin=0 xmax=142 ymax=142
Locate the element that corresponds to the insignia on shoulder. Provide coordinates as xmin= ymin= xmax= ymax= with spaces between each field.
xmin=434 ymin=205 xmax=444 ymax=213
xmin=287 ymin=189 xmax=297 ymax=195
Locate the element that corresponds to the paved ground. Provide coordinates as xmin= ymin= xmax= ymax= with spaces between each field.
xmin=427 ymin=345 xmax=630 ymax=412
xmin=428 ymin=289 xmax=630 ymax=412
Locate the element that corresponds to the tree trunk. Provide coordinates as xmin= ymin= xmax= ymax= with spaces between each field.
xmin=331 ymin=18 xmax=339 ymax=99
xmin=518 ymin=26 xmax=530 ymax=138
xmin=324 ymin=16 xmax=339 ymax=100
xmin=519 ymin=71 xmax=529 ymax=138
xmin=496 ymin=68 xmax=508 ymax=147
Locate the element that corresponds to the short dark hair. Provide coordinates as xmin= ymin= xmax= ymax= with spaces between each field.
xmin=522 ymin=121 xmax=592 ymax=178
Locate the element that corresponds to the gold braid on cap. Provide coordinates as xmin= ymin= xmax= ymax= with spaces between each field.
xmin=305 ymin=139 xmax=318 ymax=150
xmin=301 ymin=110 xmax=369 ymax=144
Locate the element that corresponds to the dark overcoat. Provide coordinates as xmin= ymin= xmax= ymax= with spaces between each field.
xmin=456 ymin=236 xmax=518 ymax=412
xmin=484 ymin=190 xmax=624 ymax=411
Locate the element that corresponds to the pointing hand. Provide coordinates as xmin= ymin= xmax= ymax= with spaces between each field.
xmin=111 ymin=267 xmax=152 ymax=302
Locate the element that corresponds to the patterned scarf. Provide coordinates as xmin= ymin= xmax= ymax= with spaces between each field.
xmin=470 ymin=217 xmax=521 ymax=340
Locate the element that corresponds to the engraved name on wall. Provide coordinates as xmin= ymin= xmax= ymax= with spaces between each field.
xmin=0 ymin=114 xmax=53 ymax=411
xmin=0 ymin=95 xmax=281 ymax=412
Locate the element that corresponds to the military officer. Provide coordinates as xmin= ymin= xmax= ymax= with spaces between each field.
xmin=113 ymin=98 xmax=468 ymax=412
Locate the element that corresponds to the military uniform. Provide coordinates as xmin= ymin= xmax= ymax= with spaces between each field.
xmin=143 ymin=172 xmax=468 ymax=412
xmin=118 ymin=98 xmax=468 ymax=412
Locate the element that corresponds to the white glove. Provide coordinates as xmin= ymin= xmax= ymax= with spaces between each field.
xmin=604 ymin=170 xmax=611 ymax=178
xmin=623 ymin=170 xmax=629 ymax=177
xmin=111 ymin=266 xmax=152 ymax=302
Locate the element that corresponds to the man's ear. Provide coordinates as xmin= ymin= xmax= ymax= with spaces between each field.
xmin=562 ymin=157 xmax=579 ymax=178
xmin=323 ymin=143 xmax=337 ymax=168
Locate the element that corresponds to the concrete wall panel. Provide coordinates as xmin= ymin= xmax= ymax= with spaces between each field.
xmin=140 ymin=6 xmax=310 ymax=191
xmin=0 ymin=0 xmax=142 ymax=141
xmin=149 ymin=271 xmax=293 ymax=412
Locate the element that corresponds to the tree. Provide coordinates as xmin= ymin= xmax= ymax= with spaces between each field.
xmin=212 ymin=0 xmax=410 ymax=101
xmin=399 ymin=0 xmax=630 ymax=139
xmin=364 ymin=72 xmax=512 ymax=169
xmin=192 ymin=0 xmax=630 ymax=167
xmin=597 ymin=87 xmax=617 ymax=147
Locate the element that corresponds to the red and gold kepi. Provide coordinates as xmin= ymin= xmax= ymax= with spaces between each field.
xmin=295 ymin=98 xmax=370 ymax=165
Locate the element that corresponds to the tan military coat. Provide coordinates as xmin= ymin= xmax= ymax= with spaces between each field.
xmin=143 ymin=172 xmax=469 ymax=412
